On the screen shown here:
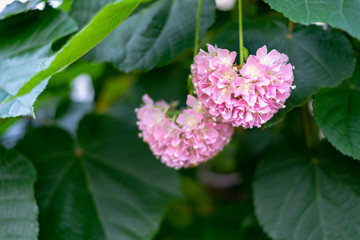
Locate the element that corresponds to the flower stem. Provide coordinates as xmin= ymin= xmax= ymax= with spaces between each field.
xmin=189 ymin=0 xmax=203 ymax=95
xmin=302 ymin=102 xmax=319 ymax=150
xmin=287 ymin=20 xmax=294 ymax=39
xmin=193 ymin=0 xmax=203 ymax=57
xmin=238 ymin=0 xmax=244 ymax=66
xmin=288 ymin=20 xmax=294 ymax=34
xmin=302 ymin=104 xmax=313 ymax=149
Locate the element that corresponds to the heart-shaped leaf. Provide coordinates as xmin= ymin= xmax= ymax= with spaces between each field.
xmin=313 ymin=64 xmax=360 ymax=160
xmin=0 ymin=147 xmax=38 ymax=240
xmin=17 ymin=114 xmax=181 ymax=240
xmin=254 ymin=141 xmax=360 ymax=239
xmin=264 ymin=0 xmax=360 ymax=40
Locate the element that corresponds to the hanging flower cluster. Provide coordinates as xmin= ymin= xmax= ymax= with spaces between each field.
xmin=136 ymin=94 xmax=234 ymax=169
xmin=191 ymin=44 xmax=295 ymax=128
xmin=136 ymin=44 xmax=294 ymax=169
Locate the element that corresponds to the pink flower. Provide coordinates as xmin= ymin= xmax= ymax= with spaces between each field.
xmin=136 ymin=94 xmax=234 ymax=169
xmin=191 ymin=44 xmax=295 ymax=128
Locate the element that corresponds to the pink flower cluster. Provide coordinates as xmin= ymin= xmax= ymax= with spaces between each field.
xmin=136 ymin=94 xmax=234 ymax=169
xmin=191 ymin=45 xmax=295 ymax=128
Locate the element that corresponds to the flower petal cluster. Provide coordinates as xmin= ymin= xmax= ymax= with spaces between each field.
xmin=136 ymin=94 xmax=234 ymax=169
xmin=191 ymin=44 xmax=295 ymax=128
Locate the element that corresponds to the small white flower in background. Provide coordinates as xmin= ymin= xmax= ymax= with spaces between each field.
xmin=71 ymin=74 xmax=95 ymax=102
xmin=314 ymin=22 xmax=328 ymax=30
xmin=48 ymin=0 xmax=62 ymax=8
xmin=215 ymin=0 xmax=236 ymax=11
xmin=35 ymin=2 xmax=45 ymax=10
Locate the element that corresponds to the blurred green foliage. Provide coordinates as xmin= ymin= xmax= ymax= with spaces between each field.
xmin=1 ymin=0 xmax=360 ymax=240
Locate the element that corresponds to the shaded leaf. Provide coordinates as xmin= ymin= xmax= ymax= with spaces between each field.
xmin=84 ymin=0 xmax=215 ymax=72
xmin=17 ymin=114 xmax=181 ymax=240
xmin=264 ymin=0 xmax=360 ymax=40
xmin=313 ymin=64 xmax=360 ymax=160
xmin=254 ymin=141 xmax=360 ymax=240
xmin=0 ymin=147 xmax=38 ymax=240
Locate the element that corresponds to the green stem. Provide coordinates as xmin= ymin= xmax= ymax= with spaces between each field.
xmin=189 ymin=0 xmax=203 ymax=95
xmin=302 ymin=105 xmax=313 ymax=149
xmin=287 ymin=20 xmax=294 ymax=39
xmin=302 ymin=103 xmax=319 ymax=150
xmin=238 ymin=0 xmax=244 ymax=66
xmin=193 ymin=0 xmax=203 ymax=57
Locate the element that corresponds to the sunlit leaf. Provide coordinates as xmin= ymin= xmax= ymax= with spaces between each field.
xmin=0 ymin=7 xmax=77 ymax=118
xmin=1 ymin=0 xmax=143 ymax=118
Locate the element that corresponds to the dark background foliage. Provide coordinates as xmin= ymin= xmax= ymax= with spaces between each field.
xmin=1 ymin=0 xmax=360 ymax=239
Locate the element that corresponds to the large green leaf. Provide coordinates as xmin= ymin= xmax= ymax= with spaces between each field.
xmin=1 ymin=0 xmax=143 ymax=118
xmin=264 ymin=0 xmax=360 ymax=40
xmin=0 ymin=7 xmax=77 ymax=118
xmin=0 ymin=147 xmax=38 ymax=240
xmin=17 ymin=114 xmax=181 ymax=240
xmin=313 ymin=65 xmax=360 ymax=160
xmin=83 ymin=0 xmax=215 ymax=72
xmin=16 ymin=0 xmax=143 ymax=95
xmin=253 ymin=141 xmax=360 ymax=240
xmin=215 ymin=20 xmax=355 ymax=127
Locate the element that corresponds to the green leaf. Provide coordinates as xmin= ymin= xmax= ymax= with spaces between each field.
xmin=313 ymin=65 xmax=360 ymax=161
xmin=233 ymin=20 xmax=355 ymax=127
xmin=0 ymin=7 xmax=78 ymax=118
xmin=69 ymin=0 xmax=113 ymax=28
xmin=1 ymin=0 xmax=143 ymax=118
xmin=0 ymin=0 xmax=41 ymax=20
xmin=253 ymin=141 xmax=360 ymax=240
xmin=83 ymin=0 xmax=216 ymax=72
xmin=0 ymin=118 xmax=17 ymax=136
xmin=58 ymin=0 xmax=73 ymax=12
xmin=264 ymin=0 xmax=360 ymax=40
xmin=0 ymin=147 xmax=38 ymax=240
xmin=17 ymin=114 xmax=181 ymax=240
xmin=14 ymin=0 xmax=142 ymax=97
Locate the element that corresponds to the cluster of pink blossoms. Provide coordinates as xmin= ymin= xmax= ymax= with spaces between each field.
xmin=136 ymin=44 xmax=294 ymax=169
xmin=136 ymin=94 xmax=234 ymax=169
xmin=191 ymin=44 xmax=295 ymax=128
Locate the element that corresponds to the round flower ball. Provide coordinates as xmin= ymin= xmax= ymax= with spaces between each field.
xmin=191 ymin=44 xmax=295 ymax=128
xmin=136 ymin=94 xmax=234 ymax=169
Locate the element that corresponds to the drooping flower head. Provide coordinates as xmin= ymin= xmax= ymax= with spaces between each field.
xmin=136 ymin=94 xmax=234 ymax=169
xmin=191 ymin=44 xmax=295 ymax=128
